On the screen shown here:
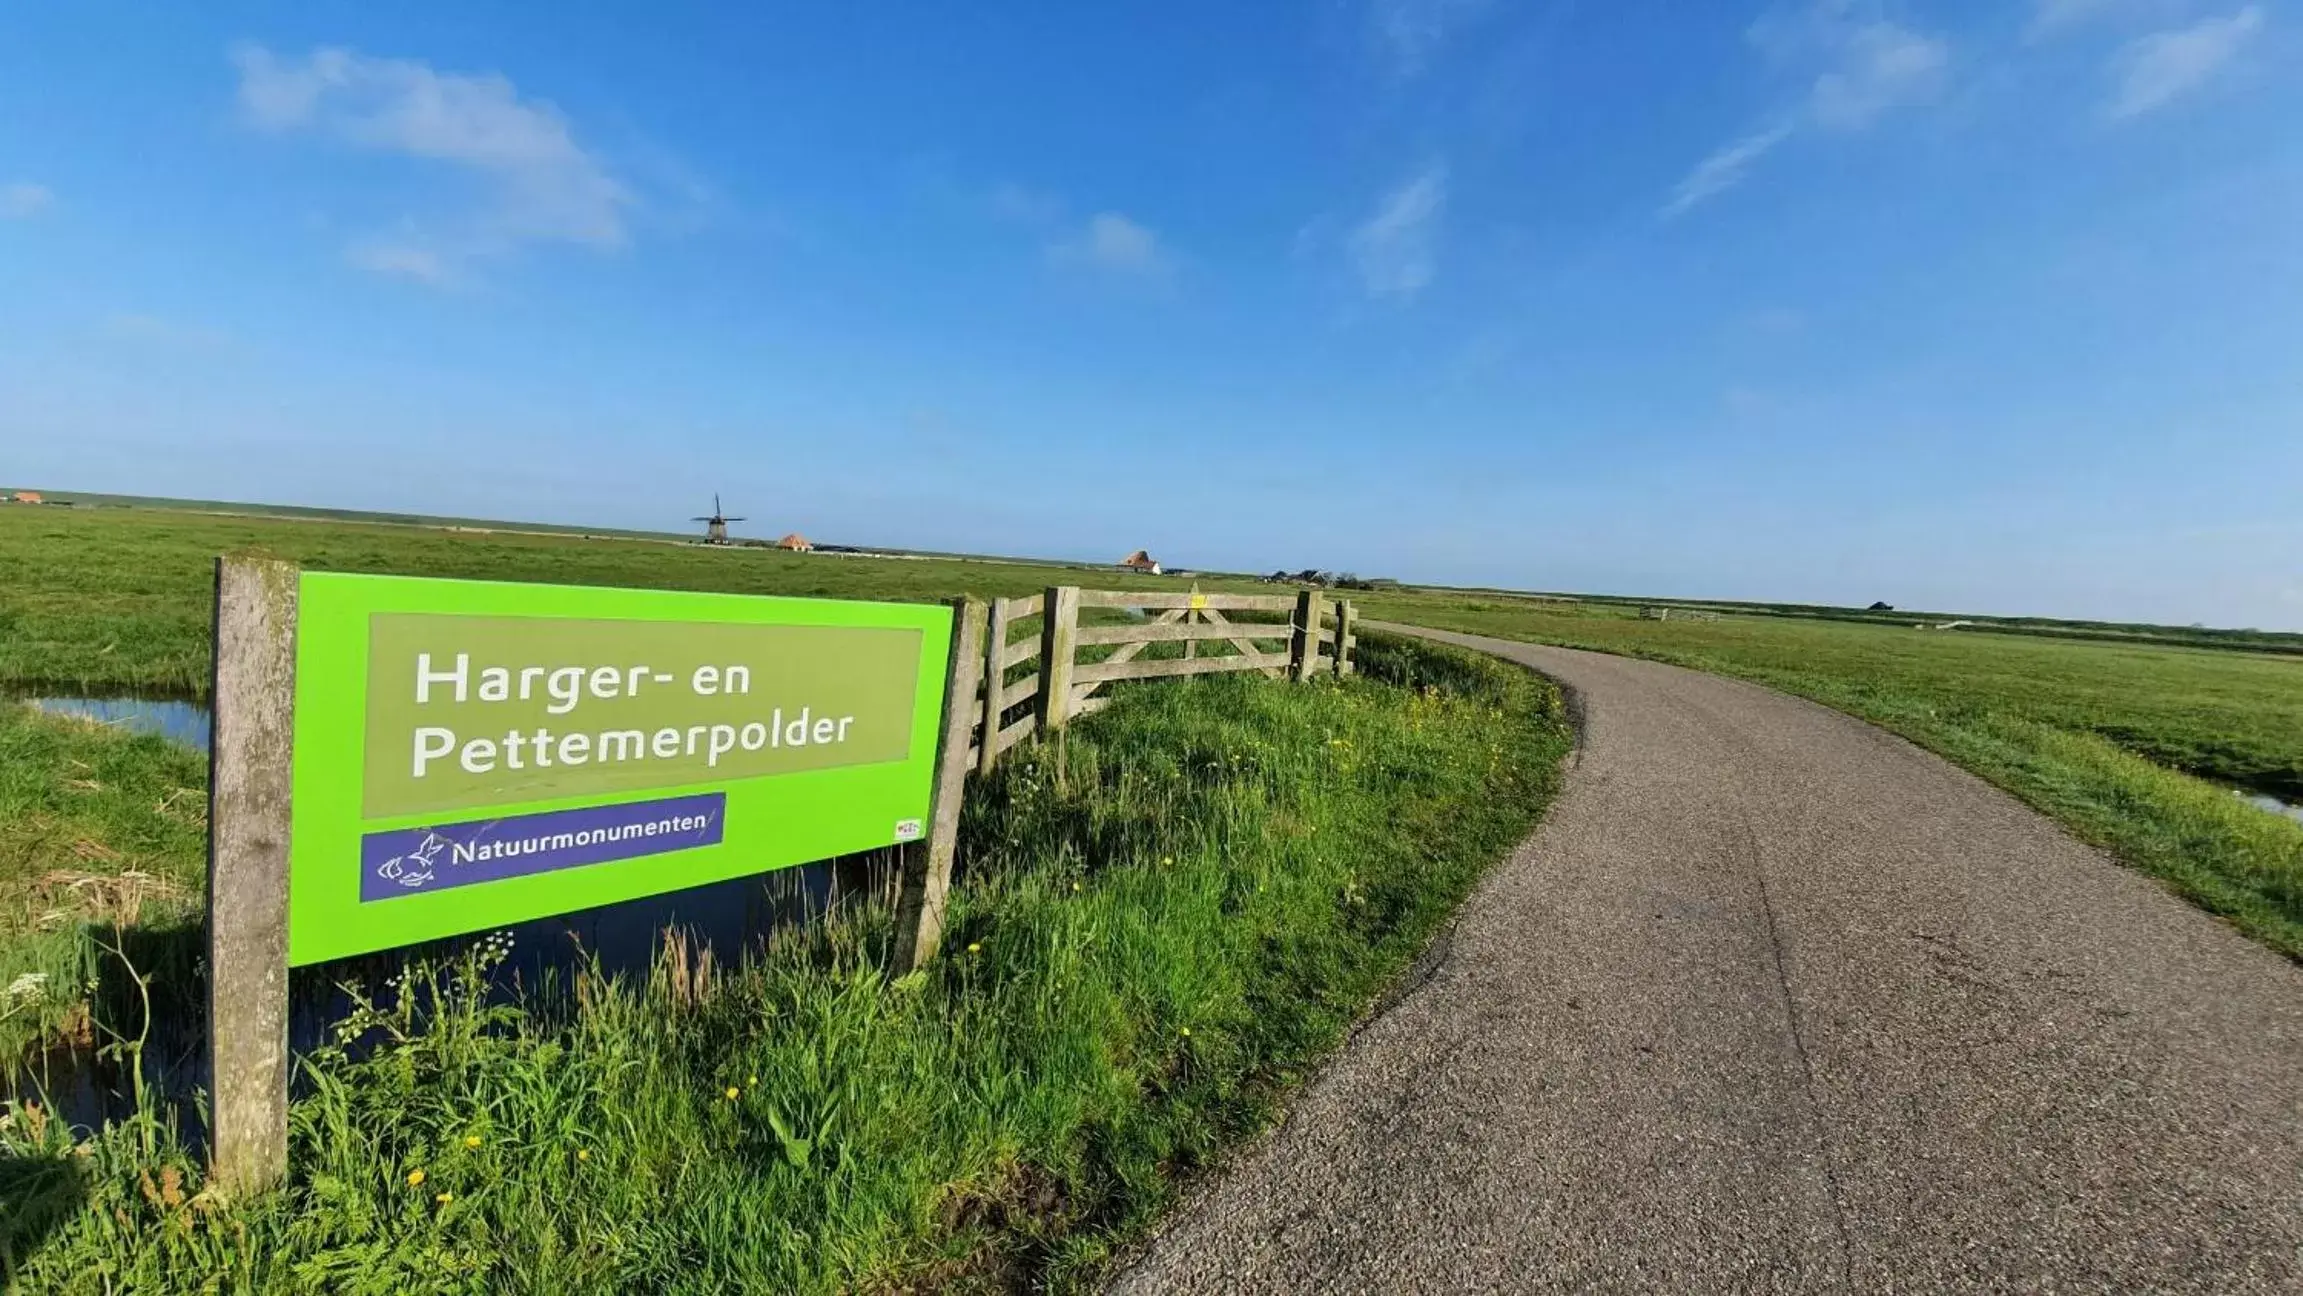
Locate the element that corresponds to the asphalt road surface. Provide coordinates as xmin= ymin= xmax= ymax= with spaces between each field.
xmin=1109 ymin=627 xmax=2303 ymax=1293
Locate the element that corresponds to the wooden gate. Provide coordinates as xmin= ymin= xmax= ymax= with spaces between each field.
xmin=892 ymin=584 xmax=1356 ymax=969
xmin=970 ymin=585 xmax=1355 ymax=772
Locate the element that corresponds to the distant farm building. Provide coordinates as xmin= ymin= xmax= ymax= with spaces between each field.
xmin=777 ymin=532 xmax=814 ymax=552
xmin=1119 ymin=549 xmax=1163 ymax=575
xmin=10 ymin=491 xmax=44 ymax=505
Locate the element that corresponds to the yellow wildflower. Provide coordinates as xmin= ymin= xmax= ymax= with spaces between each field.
xmin=1180 ymin=1026 xmax=1192 ymax=1038
xmin=966 ymin=942 xmax=981 ymax=953
xmin=407 ymin=1169 xmax=426 ymax=1187
xmin=436 ymin=1192 xmax=454 ymax=1204
xmin=725 ymin=1086 xmax=741 ymax=1101
xmin=463 ymin=1135 xmax=482 ymax=1149
xmin=576 ymin=1149 xmax=591 ymax=1162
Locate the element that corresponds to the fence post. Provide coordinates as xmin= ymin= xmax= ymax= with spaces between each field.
xmin=977 ymin=596 xmax=1014 ymax=777
xmin=893 ymin=597 xmax=986 ymax=973
xmin=1289 ymin=588 xmax=1326 ymax=683
xmin=1334 ymin=600 xmax=1357 ymax=676
xmin=1038 ymin=586 xmax=1080 ymax=732
xmin=207 ymin=554 xmax=299 ymax=1196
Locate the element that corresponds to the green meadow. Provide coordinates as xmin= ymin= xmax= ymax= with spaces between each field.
xmin=0 ymin=505 xmax=1272 ymax=699
xmin=1358 ymin=589 xmax=2303 ymax=958
xmin=5 ymin=498 xmax=2301 ymax=1289
xmin=1 ymin=503 xmax=1573 ymax=1291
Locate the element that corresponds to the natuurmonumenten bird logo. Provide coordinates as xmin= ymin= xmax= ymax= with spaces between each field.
xmin=375 ymin=832 xmax=450 ymax=890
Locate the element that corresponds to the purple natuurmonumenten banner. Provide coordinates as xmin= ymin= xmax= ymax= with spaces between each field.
xmin=359 ymin=793 xmax=726 ymax=903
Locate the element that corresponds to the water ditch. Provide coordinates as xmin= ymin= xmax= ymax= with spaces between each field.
xmin=2235 ymin=789 xmax=2303 ymax=825
xmin=6 ymin=690 xmax=851 ymax=1134
xmin=20 ymin=693 xmax=211 ymax=749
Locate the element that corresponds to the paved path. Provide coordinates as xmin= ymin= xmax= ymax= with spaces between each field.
xmin=1111 ymin=628 xmax=2303 ymax=1293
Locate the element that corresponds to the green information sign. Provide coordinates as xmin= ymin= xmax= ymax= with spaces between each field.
xmin=287 ymin=573 xmax=953 ymax=965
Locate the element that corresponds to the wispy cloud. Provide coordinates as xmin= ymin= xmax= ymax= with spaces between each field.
xmin=1736 ymin=306 xmax=1809 ymax=337
xmin=104 ymin=313 xmax=236 ymax=352
xmin=1665 ymin=3 xmax=1948 ymax=217
xmin=1808 ymin=20 xmax=1949 ymax=130
xmin=346 ymin=241 xmax=456 ymax=286
xmin=1 ymin=181 xmax=54 ymax=218
xmin=2107 ymin=7 xmax=2263 ymax=118
xmin=1369 ymin=0 xmax=1495 ymax=79
xmin=1744 ymin=2 xmax=1950 ymax=129
xmin=1722 ymin=385 xmax=1781 ymax=419
xmin=1350 ymin=165 xmax=1447 ymax=299
xmin=1049 ymin=212 xmax=1171 ymax=277
xmin=1663 ymin=125 xmax=1793 ymax=219
xmin=984 ymin=180 xmax=1176 ymax=282
xmin=2028 ymin=0 xmax=2124 ymax=40
xmin=988 ymin=181 xmax=1064 ymax=226
xmin=231 ymin=44 xmax=630 ymax=283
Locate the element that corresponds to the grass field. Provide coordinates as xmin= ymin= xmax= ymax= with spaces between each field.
xmin=1358 ymin=589 xmax=2303 ymax=958
xmin=0 ymin=489 xmax=702 ymax=545
xmin=4 ymin=498 xmax=2300 ymax=1283
xmin=1 ymin=632 xmax=1569 ymax=1292
xmin=0 ymin=505 xmax=1276 ymax=698
xmin=6 ymin=502 xmax=2299 ymax=950
xmin=1447 ymin=587 xmax=2303 ymax=657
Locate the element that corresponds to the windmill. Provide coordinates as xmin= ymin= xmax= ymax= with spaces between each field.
xmin=692 ymin=494 xmax=745 ymax=545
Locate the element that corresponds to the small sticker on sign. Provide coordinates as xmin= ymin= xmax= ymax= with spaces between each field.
xmin=894 ymin=817 xmax=925 ymax=841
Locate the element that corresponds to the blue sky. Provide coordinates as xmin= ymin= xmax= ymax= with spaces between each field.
xmin=3 ymin=2 xmax=2298 ymax=628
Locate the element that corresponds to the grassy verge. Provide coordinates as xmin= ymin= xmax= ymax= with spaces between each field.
xmin=1362 ymin=593 xmax=2303 ymax=959
xmin=2 ymin=636 xmax=1570 ymax=1292
xmin=0 ymin=705 xmax=207 ymax=1064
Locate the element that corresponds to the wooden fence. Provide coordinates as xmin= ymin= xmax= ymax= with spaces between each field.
xmin=892 ymin=585 xmax=1356 ymax=969
xmin=974 ymin=585 xmax=1356 ymax=772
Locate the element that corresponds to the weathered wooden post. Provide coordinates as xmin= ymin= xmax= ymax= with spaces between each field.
xmin=977 ymin=597 xmax=1015 ymax=777
xmin=1289 ymin=588 xmax=1326 ymax=683
xmin=1038 ymin=586 xmax=1080 ymax=733
xmin=1334 ymin=600 xmax=1357 ymax=676
xmin=207 ymin=554 xmax=299 ymax=1195
xmin=1038 ymin=585 xmax=1080 ymax=784
xmin=893 ymin=597 xmax=986 ymax=973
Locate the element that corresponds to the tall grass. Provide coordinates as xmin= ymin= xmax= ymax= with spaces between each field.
xmin=0 ymin=705 xmax=207 ymax=1065
xmin=1 ymin=637 xmax=1570 ymax=1292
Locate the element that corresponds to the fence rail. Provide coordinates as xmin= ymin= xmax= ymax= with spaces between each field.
xmin=895 ymin=583 xmax=1356 ymax=969
xmin=1074 ymin=590 xmax=1298 ymax=611
xmin=962 ymin=584 xmax=1355 ymax=772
